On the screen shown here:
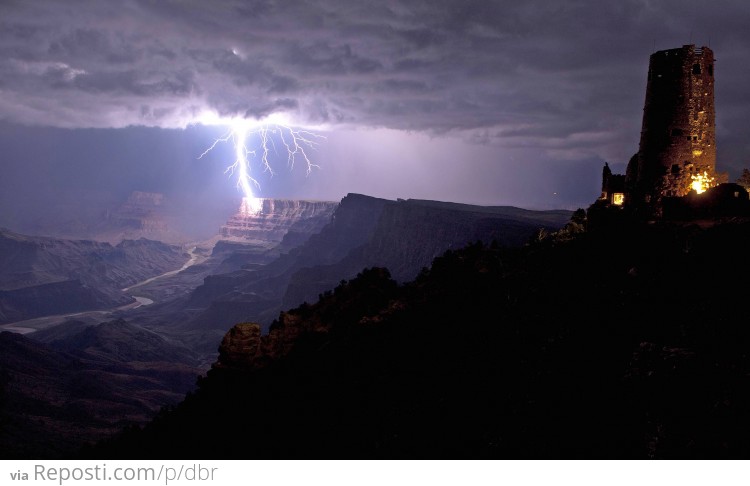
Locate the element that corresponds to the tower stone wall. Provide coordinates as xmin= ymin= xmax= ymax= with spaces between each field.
xmin=627 ymin=44 xmax=717 ymax=208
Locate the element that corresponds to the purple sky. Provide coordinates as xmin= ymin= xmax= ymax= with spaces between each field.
xmin=1 ymin=0 xmax=750 ymax=236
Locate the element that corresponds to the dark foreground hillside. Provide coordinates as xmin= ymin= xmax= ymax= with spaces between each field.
xmin=86 ymin=217 xmax=750 ymax=459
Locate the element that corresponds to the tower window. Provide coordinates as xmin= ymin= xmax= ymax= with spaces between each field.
xmin=671 ymin=164 xmax=680 ymax=174
xmin=693 ymin=63 xmax=701 ymax=75
xmin=708 ymin=64 xmax=713 ymax=76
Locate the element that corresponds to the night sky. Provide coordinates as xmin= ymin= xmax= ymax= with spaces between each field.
xmin=1 ymin=0 xmax=749 ymax=237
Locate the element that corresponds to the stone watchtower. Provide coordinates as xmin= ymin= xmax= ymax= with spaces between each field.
xmin=625 ymin=44 xmax=719 ymax=211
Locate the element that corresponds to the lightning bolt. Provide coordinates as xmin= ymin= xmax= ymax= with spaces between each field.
xmin=196 ymin=114 xmax=324 ymax=214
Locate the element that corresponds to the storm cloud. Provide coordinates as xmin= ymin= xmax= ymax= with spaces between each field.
xmin=1 ymin=0 xmax=749 ymax=218
xmin=1 ymin=2 xmax=747 ymax=145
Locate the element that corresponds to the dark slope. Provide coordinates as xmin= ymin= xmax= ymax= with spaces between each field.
xmin=86 ymin=217 xmax=750 ymax=459
xmin=0 ymin=280 xmax=122 ymax=323
xmin=0 ymin=320 xmax=200 ymax=459
xmin=46 ymin=319 xmax=197 ymax=365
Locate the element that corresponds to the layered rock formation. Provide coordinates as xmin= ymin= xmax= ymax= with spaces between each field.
xmin=95 ymin=191 xmax=186 ymax=244
xmin=220 ymin=198 xmax=338 ymax=243
xmin=184 ymin=194 xmax=390 ymax=329
xmin=0 ymin=229 xmax=188 ymax=323
xmin=112 ymin=191 xmax=168 ymax=232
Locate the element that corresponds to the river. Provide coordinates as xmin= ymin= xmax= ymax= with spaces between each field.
xmin=121 ymin=246 xmax=203 ymax=292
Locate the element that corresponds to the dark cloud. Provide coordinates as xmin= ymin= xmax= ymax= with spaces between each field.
xmin=48 ymin=28 xmax=141 ymax=64
xmin=243 ymin=98 xmax=299 ymax=120
xmin=0 ymin=0 xmax=749 ymax=212
xmin=2 ymin=1 xmax=746 ymax=132
xmin=66 ymin=68 xmax=198 ymax=97
xmin=282 ymin=41 xmax=384 ymax=75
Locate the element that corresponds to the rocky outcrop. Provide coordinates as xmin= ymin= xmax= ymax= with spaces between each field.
xmin=214 ymin=323 xmax=262 ymax=369
xmin=212 ymin=267 xmax=396 ymax=372
xmin=220 ymin=198 xmax=337 ymax=242
xmin=214 ymin=317 xmax=315 ymax=371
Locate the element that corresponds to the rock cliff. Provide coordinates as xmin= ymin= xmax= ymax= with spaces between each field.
xmin=185 ymin=194 xmax=569 ymax=332
xmin=282 ymin=198 xmax=572 ymax=307
xmin=220 ymin=198 xmax=337 ymax=243
xmin=184 ymin=194 xmax=390 ymax=329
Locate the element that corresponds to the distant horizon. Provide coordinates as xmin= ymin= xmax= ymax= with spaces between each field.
xmin=0 ymin=187 xmax=576 ymax=246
